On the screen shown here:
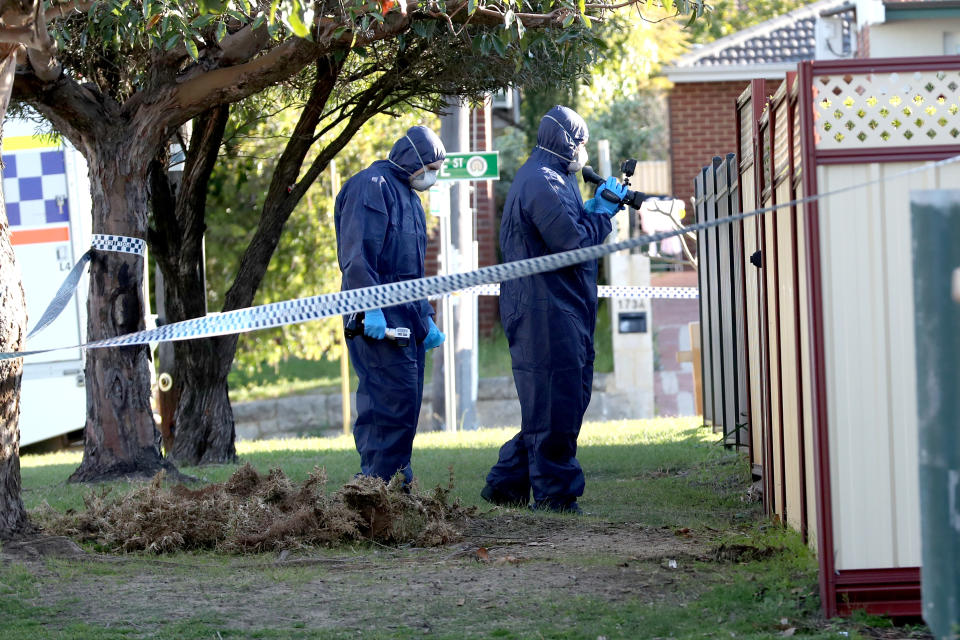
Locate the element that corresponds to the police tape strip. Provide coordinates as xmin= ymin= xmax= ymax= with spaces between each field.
xmin=459 ymin=284 xmax=699 ymax=299
xmin=4 ymin=151 xmax=959 ymax=361
xmin=24 ymin=234 xmax=146 ymax=340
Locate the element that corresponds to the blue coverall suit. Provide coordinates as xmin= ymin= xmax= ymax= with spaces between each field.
xmin=485 ymin=106 xmax=612 ymax=511
xmin=334 ymin=126 xmax=444 ymax=484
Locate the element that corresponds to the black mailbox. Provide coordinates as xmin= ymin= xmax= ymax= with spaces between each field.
xmin=618 ymin=311 xmax=647 ymax=334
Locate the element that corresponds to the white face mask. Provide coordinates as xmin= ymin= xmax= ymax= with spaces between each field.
xmin=410 ymin=169 xmax=438 ymax=191
xmin=567 ymin=146 xmax=588 ymax=173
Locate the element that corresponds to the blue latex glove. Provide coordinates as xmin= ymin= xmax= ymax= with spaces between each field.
xmin=423 ymin=317 xmax=445 ymax=351
xmin=589 ymin=176 xmax=628 ymax=216
xmin=363 ymin=308 xmax=387 ymax=339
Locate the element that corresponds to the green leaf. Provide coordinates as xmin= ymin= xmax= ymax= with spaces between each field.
xmin=251 ymin=13 xmax=267 ymax=30
xmin=467 ymin=0 xmax=476 ymax=15
xmin=164 ymin=34 xmax=179 ymax=50
xmin=285 ymin=7 xmax=310 ymax=37
xmin=142 ymin=0 xmax=152 ymax=20
xmin=504 ymin=9 xmax=515 ymax=27
xmin=192 ymin=14 xmax=216 ymax=28
xmin=215 ymin=20 xmax=227 ymax=42
xmin=561 ymin=14 xmax=574 ymax=28
xmin=185 ymin=39 xmax=199 ymax=61
xmin=663 ymin=0 xmax=674 ymax=12
xmin=491 ymin=33 xmax=506 ymax=56
xmin=515 ymin=17 xmax=525 ymax=41
xmin=480 ymin=34 xmax=491 ymax=55
xmin=581 ymin=13 xmax=591 ymax=28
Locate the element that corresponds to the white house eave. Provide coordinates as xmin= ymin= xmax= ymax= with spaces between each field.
xmin=664 ymin=63 xmax=798 ymax=83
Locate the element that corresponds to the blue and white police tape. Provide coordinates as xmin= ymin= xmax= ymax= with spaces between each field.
xmin=460 ymin=284 xmax=698 ymax=299
xmin=24 ymin=234 xmax=146 ymax=340
xmin=1 ymin=222 xmax=714 ymax=361
xmin=4 ymin=150 xmax=960 ymax=362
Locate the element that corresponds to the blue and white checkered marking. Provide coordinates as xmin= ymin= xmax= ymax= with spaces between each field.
xmin=3 ymin=149 xmax=70 ymax=227
xmin=460 ymin=284 xmax=698 ymax=299
xmin=91 ymin=234 xmax=146 ymax=256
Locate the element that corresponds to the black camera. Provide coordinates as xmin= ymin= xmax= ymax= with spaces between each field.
xmin=582 ymin=159 xmax=672 ymax=210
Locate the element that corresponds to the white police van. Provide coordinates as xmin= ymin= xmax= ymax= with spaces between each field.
xmin=4 ymin=116 xmax=92 ymax=447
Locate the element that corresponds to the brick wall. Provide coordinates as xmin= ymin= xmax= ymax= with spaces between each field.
xmin=668 ymin=80 xmax=751 ymax=205
xmin=856 ymin=23 xmax=870 ymax=58
xmin=424 ymin=101 xmax=499 ymax=336
xmin=470 ymin=105 xmax=499 ymax=336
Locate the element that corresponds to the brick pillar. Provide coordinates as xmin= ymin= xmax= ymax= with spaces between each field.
xmin=470 ymin=101 xmax=499 ymax=336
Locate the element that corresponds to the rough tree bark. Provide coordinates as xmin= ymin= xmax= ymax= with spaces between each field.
xmin=149 ymin=105 xmax=237 ymax=465
xmin=0 ymin=44 xmax=31 ymax=536
xmin=67 ymin=125 xmax=178 ymax=482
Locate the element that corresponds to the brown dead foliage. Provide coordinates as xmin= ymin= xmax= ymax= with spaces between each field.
xmin=33 ymin=464 xmax=475 ymax=554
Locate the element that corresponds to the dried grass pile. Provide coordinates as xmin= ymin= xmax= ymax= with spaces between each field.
xmin=34 ymin=464 xmax=474 ymax=553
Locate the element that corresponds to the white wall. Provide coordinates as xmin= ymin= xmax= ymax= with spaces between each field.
xmin=814 ymin=160 xmax=960 ymax=570
xmin=869 ymin=18 xmax=960 ymax=57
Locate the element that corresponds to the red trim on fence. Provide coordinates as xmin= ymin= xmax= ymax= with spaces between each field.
xmin=768 ymin=95 xmax=789 ymax=526
xmin=787 ymin=73 xmax=809 ymax=544
xmin=752 ymin=79 xmax=775 ymax=516
xmin=799 ymin=60 xmax=838 ymax=619
xmin=810 ymin=55 xmax=960 ymax=75
xmin=735 ymin=88 xmax=755 ymax=467
xmin=835 ymin=568 xmax=922 ymax=618
xmin=816 ymin=146 xmax=960 ymax=165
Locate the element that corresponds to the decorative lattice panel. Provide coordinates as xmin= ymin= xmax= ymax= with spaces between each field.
xmin=813 ymin=70 xmax=960 ymax=149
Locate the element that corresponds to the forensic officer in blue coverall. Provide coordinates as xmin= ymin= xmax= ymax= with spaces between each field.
xmin=334 ymin=125 xmax=447 ymax=486
xmin=482 ymin=106 xmax=628 ymax=514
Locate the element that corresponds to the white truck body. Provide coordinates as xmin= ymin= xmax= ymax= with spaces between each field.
xmin=4 ymin=116 xmax=92 ymax=446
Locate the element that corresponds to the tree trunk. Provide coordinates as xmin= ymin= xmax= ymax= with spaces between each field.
xmin=0 ymin=47 xmax=31 ymax=536
xmin=169 ymin=336 xmax=237 ymax=464
xmin=150 ymin=107 xmax=237 ymax=465
xmin=68 ymin=137 xmax=176 ymax=482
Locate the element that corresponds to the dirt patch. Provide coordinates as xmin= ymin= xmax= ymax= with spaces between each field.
xmin=31 ymin=464 xmax=473 ymax=553
xmin=13 ymin=511 xmax=718 ymax=635
xmin=1 ymin=535 xmax=85 ymax=560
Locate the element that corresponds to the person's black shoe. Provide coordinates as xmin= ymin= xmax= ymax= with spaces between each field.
xmin=480 ymin=483 xmax=529 ymax=507
xmin=530 ymin=499 xmax=583 ymax=515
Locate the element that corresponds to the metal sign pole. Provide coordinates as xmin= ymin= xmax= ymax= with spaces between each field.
xmin=438 ymin=189 xmax=457 ymax=432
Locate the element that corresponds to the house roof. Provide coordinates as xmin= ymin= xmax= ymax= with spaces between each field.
xmin=665 ymin=0 xmax=855 ymax=83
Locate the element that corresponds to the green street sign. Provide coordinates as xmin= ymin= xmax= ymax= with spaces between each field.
xmin=438 ymin=151 xmax=500 ymax=181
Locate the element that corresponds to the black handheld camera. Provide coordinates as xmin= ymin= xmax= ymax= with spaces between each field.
xmin=582 ymin=159 xmax=672 ymax=209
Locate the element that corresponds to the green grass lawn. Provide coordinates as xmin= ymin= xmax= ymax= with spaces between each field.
xmin=7 ymin=418 xmax=928 ymax=640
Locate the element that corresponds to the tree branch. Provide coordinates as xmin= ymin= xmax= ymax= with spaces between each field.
xmin=176 ymin=105 xmax=229 ymax=274
xmin=12 ymin=70 xmax=108 ymax=147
